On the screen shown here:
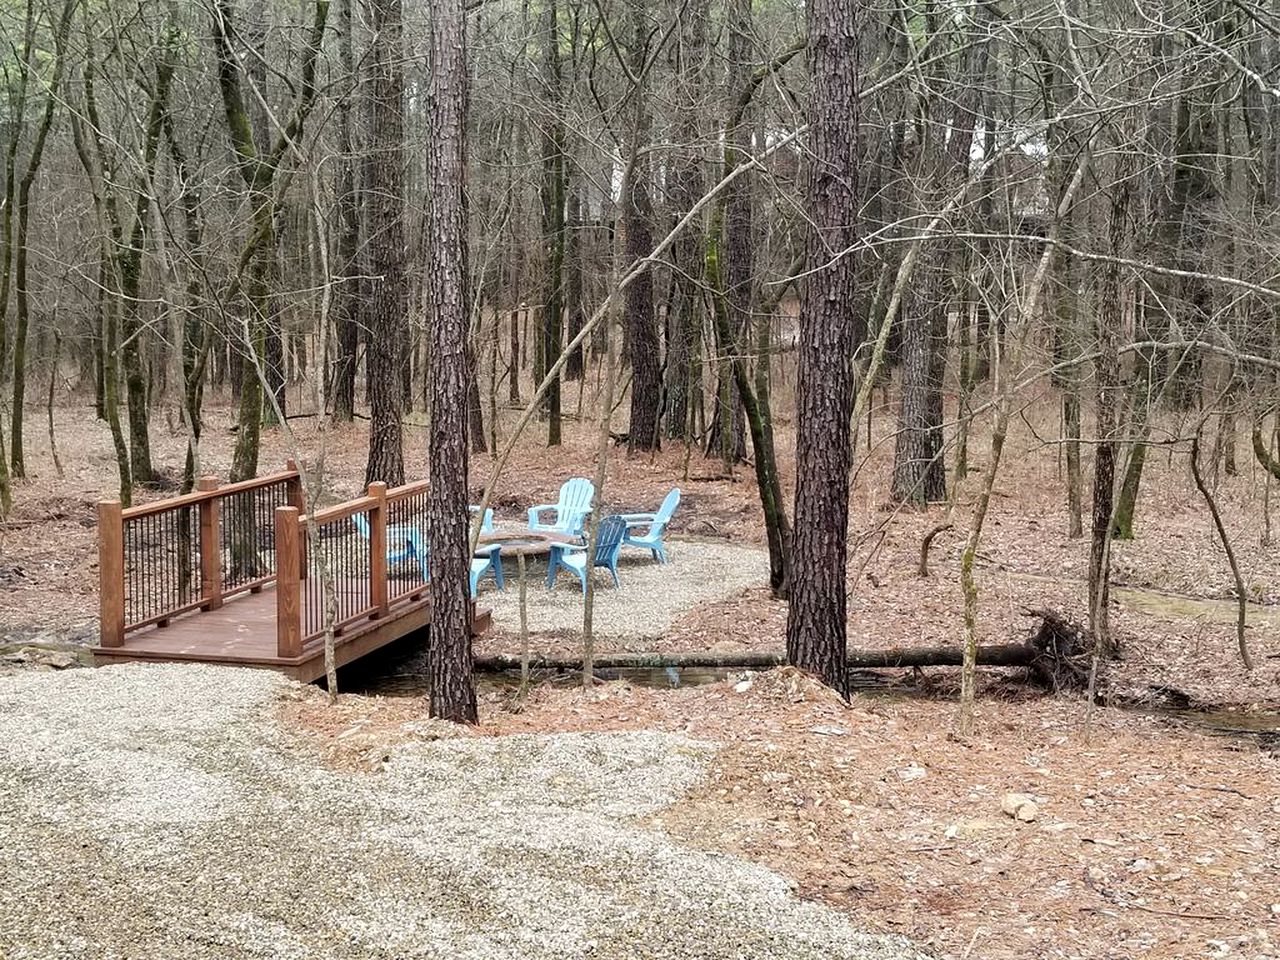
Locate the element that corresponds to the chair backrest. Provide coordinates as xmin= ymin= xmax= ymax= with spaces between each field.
xmin=469 ymin=505 xmax=495 ymax=533
xmin=593 ymin=516 xmax=627 ymax=564
xmin=557 ymin=477 xmax=595 ymax=533
xmin=652 ymin=488 xmax=681 ymax=530
xmin=560 ymin=477 xmax=595 ymax=516
xmin=351 ymin=512 xmax=372 ymax=539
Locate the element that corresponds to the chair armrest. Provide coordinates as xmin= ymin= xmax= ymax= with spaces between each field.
xmin=528 ymin=504 xmax=557 ymax=527
xmin=618 ymin=512 xmax=657 ymax=523
xmin=549 ymin=542 xmax=586 ymax=555
xmin=565 ymin=508 xmax=592 ymax=535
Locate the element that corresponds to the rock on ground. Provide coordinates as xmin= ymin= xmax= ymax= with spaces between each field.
xmin=0 ymin=663 xmax=926 ymax=960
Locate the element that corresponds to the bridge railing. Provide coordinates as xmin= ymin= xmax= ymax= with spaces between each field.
xmin=277 ymin=479 xmax=432 ymax=656
xmin=101 ymin=468 xmax=443 ymax=660
xmin=98 ymin=463 xmax=304 ymax=647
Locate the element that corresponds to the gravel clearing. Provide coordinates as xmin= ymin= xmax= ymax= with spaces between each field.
xmin=0 ymin=663 xmax=926 ymax=960
xmin=485 ymin=538 xmax=769 ymax=638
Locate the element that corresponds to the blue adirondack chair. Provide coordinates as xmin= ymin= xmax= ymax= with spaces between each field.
xmin=355 ymin=511 xmax=503 ymax=597
xmin=468 ymin=505 xmax=503 ymax=595
xmin=352 ymin=512 xmax=425 ymax=576
xmin=469 ymin=505 xmax=495 ymax=533
xmin=619 ymin=487 xmax=680 ymax=563
xmin=416 ymin=540 xmax=505 ymax=597
xmin=528 ymin=478 xmax=595 ymax=536
xmin=545 ymin=515 xmax=627 ymax=595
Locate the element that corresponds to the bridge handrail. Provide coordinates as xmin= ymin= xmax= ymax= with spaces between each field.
xmin=100 ymin=468 xmax=440 ymax=660
xmin=98 ymin=463 xmax=303 ymax=647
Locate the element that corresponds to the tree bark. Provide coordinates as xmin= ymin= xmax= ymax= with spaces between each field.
xmin=9 ymin=0 xmax=74 ymax=479
xmin=539 ymin=0 xmax=566 ymax=446
xmin=1088 ymin=173 xmax=1131 ymax=650
xmin=426 ymin=0 xmax=477 ymax=723
xmin=331 ymin=0 xmax=360 ymax=423
xmin=622 ymin=0 xmax=661 ymax=452
xmin=785 ymin=0 xmax=863 ymax=697
xmin=211 ymin=0 xmax=330 ymax=482
xmin=363 ymin=0 xmax=407 ymax=487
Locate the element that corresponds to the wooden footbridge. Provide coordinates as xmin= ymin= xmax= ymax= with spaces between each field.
xmin=93 ymin=463 xmax=489 ymax=681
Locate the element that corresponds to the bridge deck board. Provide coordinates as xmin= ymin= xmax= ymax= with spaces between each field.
xmin=92 ymin=584 xmax=491 ymax=682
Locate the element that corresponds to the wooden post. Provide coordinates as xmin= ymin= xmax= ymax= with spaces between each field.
xmin=368 ymin=481 xmax=389 ymax=617
xmin=285 ymin=459 xmax=308 ymax=580
xmin=275 ymin=506 xmax=302 ymax=658
xmin=285 ymin=458 xmax=305 ymax=508
xmin=197 ymin=476 xmax=222 ymax=610
xmin=98 ymin=500 xmax=125 ymax=648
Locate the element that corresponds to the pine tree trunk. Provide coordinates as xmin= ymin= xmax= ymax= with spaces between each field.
xmin=426 ymin=0 xmax=477 ymax=724
xmin=539 ymin=0 xmax=565 ymax=444
xmin=786 ymin=0 xmax=863 ymax=696
xmin=661 ymin=0 xmax=705 ymax=437
xmin=332 ymin=0 xmax=359 ymax=423
xmin=364 ymin=0 xmax=407 ymax=487
xmin=622 ymin=0 xmax=661 ymax=452
xmin=564 ymin=183 xmax=586 ymax=382
xmin=467 ymin=343 xmax=487 ymax=453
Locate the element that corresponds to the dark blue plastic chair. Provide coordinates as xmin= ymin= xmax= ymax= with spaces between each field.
xmin=545 ymin=515 xmax=627 ymax=595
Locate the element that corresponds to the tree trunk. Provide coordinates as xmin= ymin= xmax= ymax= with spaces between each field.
xmin=622 ymin=0 xmax=661 ymax=452
xmin=1088 ymin=174 xmax=1131 ymax=651
xmin=0 ymin=0 xmax=35 ymax=392
xmin=163 ymin=109 xmax=211 ymax=494
xmin=661 ymin=0 xmax=706 ymax=437
xmin=540 ymin=0 xmax=565 ymax=444
xmin=891 ymin=302 xmax=947 ymax=505
xmin=426 ymin=0 xmax=477 ymax=724
xmin=364 ymin=0 xmax=407 ymax=487
xmin=9 ymin=0 xmax=74 ymax=479
xmin=212 ymin=0 xmax=330 ymax=482
xmin=564 ymin=182 xmax=586 ymax=383
xmin=889 ymin=20 xmax=990 ymax=507
xmin=331 ymin=0 xmax=360 ymax=423
xmin=467 ymin=342 xmax=487 ymax=453
xmin=786 ymin=0 xmax=862 ymax=696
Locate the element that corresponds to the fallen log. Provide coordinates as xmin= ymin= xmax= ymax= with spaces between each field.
xmin=474 ymin=609 xmax=1097 ymax=692
xmin=474 ymin=642 xmax=1038 ymax=674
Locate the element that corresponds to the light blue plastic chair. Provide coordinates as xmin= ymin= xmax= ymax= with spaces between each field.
xmin=469 ymin=505 xmax=495 ymax=534
xmin=417 ymin=540 xmax=505 ymax=597
xmin=355 ymin=511 xmax=503 ymax=597
xmin=467 ymin=505 xmax=503 ymax=593
xmin=528 ymin=478 xmax=595 ymax=537
xmin=352 ymin=512 xmax=425 ymax=576
xmin=619 ymin=487 xmax=680 ymax=563
xmin=545 ymin=516 xmax=627 ymax=595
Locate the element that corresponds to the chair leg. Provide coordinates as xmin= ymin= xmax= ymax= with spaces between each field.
xmin=578 ymin=566 xmax=588 ymax=596
xmin=656 ymin=543 xmax=667 ymax=564
xmin=609 ymin=562 xmax=620 ymax=588
xmin=546 ymin=555 xmax=559 ymax=588
xmin=492 ymin=555 xmax=505 ymax=591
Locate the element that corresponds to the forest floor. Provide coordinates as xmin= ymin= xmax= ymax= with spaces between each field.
xmin=2 ymin=390 xmax=1279 ymax=958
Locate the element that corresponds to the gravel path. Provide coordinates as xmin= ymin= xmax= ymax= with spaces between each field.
xmin=484 ymin=538 xmax=769 ymax=638
xmin=0 ymin=663 xmax=925 ymax=960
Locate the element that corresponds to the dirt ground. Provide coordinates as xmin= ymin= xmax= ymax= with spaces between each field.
xmin=285 ymin=668 xmax=1280 ymax=960
xmin=3 ymin=386 xmax=1280 ymax=958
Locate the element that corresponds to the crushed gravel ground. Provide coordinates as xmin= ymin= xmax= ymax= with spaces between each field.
xmin=483 ymin=538 xmax=769 ymax=639
xmin=0 ymin=663 xmax=926 ymax=959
